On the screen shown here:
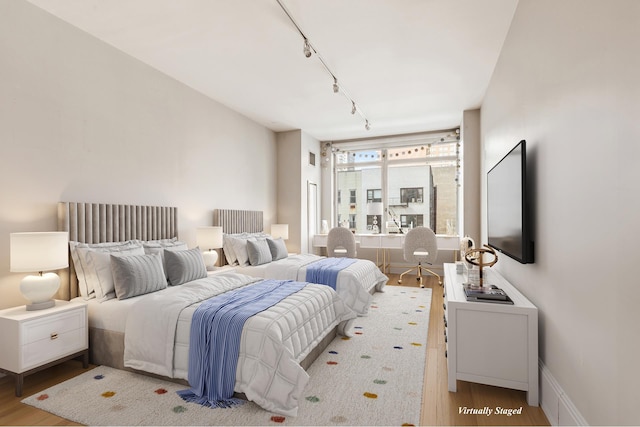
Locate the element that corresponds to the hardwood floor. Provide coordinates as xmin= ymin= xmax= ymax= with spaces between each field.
xmin=0 ymin=273 xmax=549 ymax=426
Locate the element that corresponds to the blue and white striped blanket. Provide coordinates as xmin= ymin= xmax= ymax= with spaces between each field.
xmin=177 ymin=279 xmax=307 ymax=408
xmin=305 ymin=257 xmax=357 ymax=289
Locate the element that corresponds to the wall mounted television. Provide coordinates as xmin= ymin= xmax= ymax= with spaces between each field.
xmin=487 ymin=139 xmax=534 ymax=264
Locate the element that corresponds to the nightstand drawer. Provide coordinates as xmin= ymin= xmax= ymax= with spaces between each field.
xmin=22 ymin=309 xmax=85 ymax=344
xmin=22 ymin=327 xmax=86 ymax=370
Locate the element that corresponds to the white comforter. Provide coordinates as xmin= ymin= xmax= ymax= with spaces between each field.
xmin=123 ymin=273 xmax=355 ymax=416
xmin=236 ymin=253 xmax=388 ymax=315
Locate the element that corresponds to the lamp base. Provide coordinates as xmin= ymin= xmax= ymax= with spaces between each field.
xmin=20 ymin=272 xmax=60 ymax=311
xmin=26 ymin=300 xmax=56 ymax=311
xmin=202 ymin=250 xmax=219 ymax=271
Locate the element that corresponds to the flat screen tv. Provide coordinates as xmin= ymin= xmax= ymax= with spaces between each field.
xmin=487 ymin=139 xmax=534 ymax=264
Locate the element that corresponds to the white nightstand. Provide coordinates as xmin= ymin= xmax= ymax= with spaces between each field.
xmin=0 ymin=300 xmax=89 ymax=396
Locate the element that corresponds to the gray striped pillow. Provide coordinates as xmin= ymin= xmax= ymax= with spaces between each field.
xmin=111 ymin=253 xmax=167 ymax=300
xmin=247 ymin=239 xmax=273 ymax=266
xmin=164 ymin=247 xmax=207 ymax=286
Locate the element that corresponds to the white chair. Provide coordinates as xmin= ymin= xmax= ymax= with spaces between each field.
xmin=327 ymin=227 xmax=356 ymax=258
xmin=398 ymin=226 xmax=441 ymax=287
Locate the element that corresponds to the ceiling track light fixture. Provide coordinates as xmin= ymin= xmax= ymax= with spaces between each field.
xmin=276 ymin=0 xmax=371 ymax=131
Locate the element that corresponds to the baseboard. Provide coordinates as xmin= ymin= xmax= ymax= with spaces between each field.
xmin=539 ymin=359 xmax=589 ymax=426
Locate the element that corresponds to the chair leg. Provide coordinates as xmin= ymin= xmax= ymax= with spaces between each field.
xmin=417 ymin=265 xmax=424 ymax=288
xmin=398 ymin=265 xmax=419 ymax=284
xmin=422 ymin=267 xmax=442 ymax=286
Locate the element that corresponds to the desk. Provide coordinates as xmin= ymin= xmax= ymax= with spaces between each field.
xmin=312 ymin=233 xmax=460 ymax=272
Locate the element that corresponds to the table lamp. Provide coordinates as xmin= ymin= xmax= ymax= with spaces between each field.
xmin=10 ymin=231 xmax=69 ymax=311
xmin=196 ymin=226 xmax=223 ymax=270
xmin=270 ymin=224 xmax=289 ymax=240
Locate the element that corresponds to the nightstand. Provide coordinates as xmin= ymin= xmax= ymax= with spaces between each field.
xmin=0 ymin=300 xmax=88 ymax=396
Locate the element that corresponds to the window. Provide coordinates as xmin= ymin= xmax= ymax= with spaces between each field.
xmin=333 ymin=134 xmax=459 ymax=235
xmin=367 ymin=189 xmax=382 ymax=203
xmin=400 ymin=188 xmax=423 ymax=204
xmin=348 ymin=214 xmax=356 ymax=229
xmin=349 ymin=189 xmax=357 ymax=205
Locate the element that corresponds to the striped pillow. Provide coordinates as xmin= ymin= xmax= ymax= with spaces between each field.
xmin=111 ymin=253 xmax=167 ymax=300
xmin=247 ymin=239 xmax=273 ymax=266
xmin=164 ymin=247 xmax=208 ymax=286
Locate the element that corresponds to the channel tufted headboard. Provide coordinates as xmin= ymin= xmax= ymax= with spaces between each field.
xmin=57 ymin=202 xmax=178 ymax=300
xmin=213 ymin=209 xmax=264 ymax=265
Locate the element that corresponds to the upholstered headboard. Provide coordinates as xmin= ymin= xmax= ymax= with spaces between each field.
xmin=213 ymin=209 xmax=263 ymax=265
xmin=57 ymin=202 xmax=179 ymax=300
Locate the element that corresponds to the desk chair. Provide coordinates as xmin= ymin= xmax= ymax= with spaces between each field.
xmin=327 ymin=227 xmax=356 ymax=258
xmin=398 ymin=226 xmax=441 ymax=287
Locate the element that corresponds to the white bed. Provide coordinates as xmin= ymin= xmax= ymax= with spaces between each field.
xmin=58 ymin=202 xmax=356 ymax=416
xmin=213 ymin=209 xmax=388 ymax=316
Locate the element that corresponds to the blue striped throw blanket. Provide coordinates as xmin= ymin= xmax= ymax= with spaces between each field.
xmin=177 ymin=279 xmax=306 ymax=408
xmin=305 ymin=257 xmax=357 ymax=290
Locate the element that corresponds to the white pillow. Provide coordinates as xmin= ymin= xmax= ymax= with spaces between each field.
xmin=86 ymin=246 xmax=145 ymax=302
xmin=70 ymin=240 xmax=143 ymax=299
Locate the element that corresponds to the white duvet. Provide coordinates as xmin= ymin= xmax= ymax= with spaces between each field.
xmin=235 ymin=253 xmax=387 ymax=315
xmin=123 ymin=273 xmax=355 ymax=416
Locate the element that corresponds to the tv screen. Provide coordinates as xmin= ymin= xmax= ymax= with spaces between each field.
xmin=487 ymin=140 xmax=534 ymax=263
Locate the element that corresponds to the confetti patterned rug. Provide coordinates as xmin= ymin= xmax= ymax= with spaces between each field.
xmin=22 ymin=285 xmax=431 ymax=426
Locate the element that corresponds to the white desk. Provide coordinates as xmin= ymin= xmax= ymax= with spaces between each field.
xmin=312 ymin=233 xmax=460 ymax=272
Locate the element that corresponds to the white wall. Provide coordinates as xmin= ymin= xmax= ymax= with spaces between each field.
xmin=481 ymin=1 xmax=639 ymax=425
xmin=0 ymin=1 xmax=277 ymax=309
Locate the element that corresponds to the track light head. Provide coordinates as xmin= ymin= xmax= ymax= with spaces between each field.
xmin=303 ymin=39 xmax=312 ymax=58
xmin=351 ymin=102 xmax=357 ymax=114
xmin=365 ymin=120 xmax=371 ymax=131
xmin=332 ymin=77 xmax=339 ymax=93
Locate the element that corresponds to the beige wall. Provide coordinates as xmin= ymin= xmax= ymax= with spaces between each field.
xmin=0 ymin=1 xmax=277 ymax=309
xmin=481 ymin=1 xmax=639 ymax=424
xmin=276 ymin=130 xmax=321 ymax=254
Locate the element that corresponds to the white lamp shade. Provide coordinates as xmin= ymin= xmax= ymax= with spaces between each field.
xmin=196 ymin=226 xmax=223 ymax=250
xmin=271 ymin=224 xmax=289 ymax=240
xmin=10 ymin=232 xmax=69 ymax=273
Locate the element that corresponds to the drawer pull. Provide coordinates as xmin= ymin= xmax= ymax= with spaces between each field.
xmin=50 ymin=333 xmax=58 ymax=340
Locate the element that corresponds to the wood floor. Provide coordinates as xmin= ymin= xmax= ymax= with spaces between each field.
xmin=0 ymin=273 xmax=549 ymax=426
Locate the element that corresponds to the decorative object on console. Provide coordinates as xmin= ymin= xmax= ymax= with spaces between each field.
xmin=463 ymin=245 xmax=498 ymax=288
xmin=10 ymin=232 xmax=69 ymax=311
xmin=196 ymin=226 xmax=223 ymax=271
xmin=270 ymin=224 xmax=289 ymax=240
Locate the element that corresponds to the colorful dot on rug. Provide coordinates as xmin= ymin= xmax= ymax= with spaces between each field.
xmin=154 ymin=388 xmax=168 ymax=394
xmin=341 ymin=336 xmax=351 ymax=340
xmin=374 ymin=379 xmax=387 ymax=384
xmin=363 ymin=392 xmax=378 ymax=399
xmin=411 ymin=342 xmax=423 ymax=346
xmin=361 ymin=355 xmax=371 ymax=359
xmin=402 ymin=423 xmax=416 ymax=426
xmin=270 ymin=415 xmax=286 ymax=423
xmin=394 ymin=346 xmax=403 ymax=350
xmin=330 ymin=415 xmax=348 ymax=423
xmin=328 ymin=350 xmax=338 ymax=354
xmin=94 ymin=375 xmax=104 ymax=380
xmin=172 ymin=405 xmax=187 ymax=413
xmin=305 ymin=395 xmax=320 ymax=403
xmin=327 ymin=361 xmax=338 ymax=365
xmin=36 ymin=394 xmax=48 ymax=401
xmin=408 ymin=322 xmax=417 ymax=325
xmin=101 ymin=391 xmax=116 ymax=398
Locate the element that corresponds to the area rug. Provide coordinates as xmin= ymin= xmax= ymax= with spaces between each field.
xmin=22 ymin=285 xmax=431 ymax=426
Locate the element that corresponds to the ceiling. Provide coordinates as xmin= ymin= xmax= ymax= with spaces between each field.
xmin=26 ymin=0 xmax=518 ymax=142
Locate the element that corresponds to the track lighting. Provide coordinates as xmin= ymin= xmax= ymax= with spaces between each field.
xmin=303 ymin=39 xmax=312 ymax=58
xmin=277 ymin=0 xmax=371 ymax=131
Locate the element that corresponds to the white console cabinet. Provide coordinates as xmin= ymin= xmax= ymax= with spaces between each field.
xmin=443 ymin=263 xmax=539 ymax=406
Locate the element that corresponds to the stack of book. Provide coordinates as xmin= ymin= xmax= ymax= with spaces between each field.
xmin=463 ymin=284 xmax=514 ymax=304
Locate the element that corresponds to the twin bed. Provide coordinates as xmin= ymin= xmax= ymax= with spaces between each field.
xmin=57 ymin=203 xmax=387 ymax=416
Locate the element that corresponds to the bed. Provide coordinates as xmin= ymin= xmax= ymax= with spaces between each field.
xmin=57 ymin=202 xmax=356 ymax=416
xmin=214 ymin=209 xmax=388 ymax=315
